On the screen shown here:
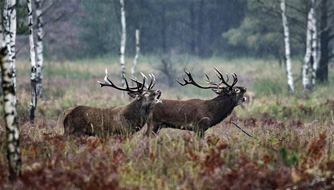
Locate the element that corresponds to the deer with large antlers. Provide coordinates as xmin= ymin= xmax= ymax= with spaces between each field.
xmin=62 ymin=69 xmax=162 ymax=137
xmin=146 ymin=68 xmax=246 ymax=138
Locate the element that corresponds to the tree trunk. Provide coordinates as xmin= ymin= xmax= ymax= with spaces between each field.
xmin=2 ymin=0 xmax=17 ymax=96
xmin=119 ymin=0 xmax=126 ymax=98
xmin=0 ymin=46 xmax=21 ymax=181
xmin=27 ymin=0 xmax=37 ymax=122
xmin=280 ymin=0 xmax=294 ymax=95
xmin=8 ymin=0 xmax=17 ymax=94
xmin=302 ymin=1 xmax=315 ymax=93
xmin=131 ymin=29 xmax=140 ymax=82
xmin=310 ymin=0 xmax=318 ymax=88
xmin=35 ymin=0 xmax=44 ymax=97
xmin=317 ymin=0 xmax=329 ymax=83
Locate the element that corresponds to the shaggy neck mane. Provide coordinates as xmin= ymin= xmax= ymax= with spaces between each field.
xmin=206 ymin=94 xmax=237 ymax=126
xmin=123 ymin=100 xmax=150 ymax=127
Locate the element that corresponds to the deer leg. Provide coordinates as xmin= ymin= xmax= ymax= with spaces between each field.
xmin=145 ymin=121 xmax=153 ymax=137
xmin=195 ymin=130 xmax=205 ymax=138
xmin=195 ymin=119 xmax=210 ymax=138
xmin=193 ymin=124 xmax=205 ymax=138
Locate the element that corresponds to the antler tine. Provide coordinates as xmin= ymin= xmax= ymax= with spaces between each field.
xmin=230 ymin=73 xmax=238 ymax=87
xmin=147 ymin=74 xmax=156 ymax=90
xmin=205 ymin=73 xmax=218 ymax=85
xmin=129 ymin=72 xmax=156 ymax=91
xmin=98 ymin=69 xmax=114 ymax=87
xmin=214 ymin=68 xmax=224 ymax=81
xmin=225 ymin=73 xmax=229 ymax=83
xmin=177 ymin=69 xmax=213 ymax=89
xmin=130 ymin=76 xmax=144 ymax=89
xmin=139 ymin=72 xmax=147 ymax=91
xmin=214 ymin=68 xmax=231 ymax=88
xmin=98 ymin=69 xmax=141 ymax=92
xmin=176 ymin=69 xmax=190 ymax=86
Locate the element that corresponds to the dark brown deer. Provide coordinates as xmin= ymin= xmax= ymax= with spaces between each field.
xmin=62 ymin=69 xmax=162 ymax=137
xmin=146 ymin=68 xmax=246 ymax=138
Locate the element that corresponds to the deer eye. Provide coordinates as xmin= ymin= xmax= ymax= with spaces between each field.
xmin=235 ymin=89 xmax=240 ymax=93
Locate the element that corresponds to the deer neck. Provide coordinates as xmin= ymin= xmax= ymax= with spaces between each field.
xmin=123 ymin=100 xmax=151 ymax=127
xmin=206 ymin=95 xmax=238 ymax=124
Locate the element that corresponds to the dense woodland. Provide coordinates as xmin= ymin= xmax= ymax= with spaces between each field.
xmin=1 ymin=0 xmax=332 ymax=60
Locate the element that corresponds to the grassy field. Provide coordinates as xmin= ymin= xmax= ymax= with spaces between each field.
xmin=0 ymin=56 xmax=334 ymax=189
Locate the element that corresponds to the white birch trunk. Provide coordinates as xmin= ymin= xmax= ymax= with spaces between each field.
xmin=120 ymin=0 xmax=126 ymax=98
xmin=303 ymin=7 xmax=313 ymax=92
xmin=280 ymin=0 xmax=294 ymax=95
xmin=131 ymin=29 xmax=140 ymax=81
xmin=2 ymin=0 xmax=17 ymax=96
xmin=27 ymin=0 xmax=37 ymax=122
xmin=2 ymin=1 xmax=9 ymax=47
xmin=1 ymin=44 xmax=21 ymax=180
xmin=311 ymin=0 xmax=318 ymax=87
xmin=1 ymin=1 xmax=9 ymax=96
xmin=35 ymin=0 xmax=44 ymax=97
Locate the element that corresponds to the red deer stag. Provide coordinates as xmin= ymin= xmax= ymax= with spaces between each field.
xmin=147 ymin=68 xmax=246 ymax=138
xmin=62 ymin=69 xmax=162 ymax=137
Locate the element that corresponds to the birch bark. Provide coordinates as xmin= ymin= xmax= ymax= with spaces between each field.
xmin=303 ymin=0 xmax=318 ymax=92
xmin=303 ymin=6 xmax=313 ymax=92
xmin=2 ymin=0 xmax=17 ymax=95
xmin=35 ymin=0 xmax=44 ymax=97
xmin=27 ymin=0 xmax=37 ymax=122
xmin=1 ymin=41 xmax=21 ymax=181
xmin=280 ymin=0 xmax=294 ymax=95
xmin=120 ymin=0 xmax=126 ymax=98
xmin=131 ymin=29 xmax=140 ymax=81
xmin=8 ymin=0 xmax=17 ymax=93
xmin=310 ymin=0 xmax=318 ymax=87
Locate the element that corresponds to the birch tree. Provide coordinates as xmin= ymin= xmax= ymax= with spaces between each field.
xmin=131 ymin=29 xmax=140 ymax=82
xmin=302 ymin=0 xmax=317 ymax=93
xmin=310 ymin=0 xmax=318 ymax=88
xmin=35 ymin=0 xmax=44 ymax=97
xmin=280 ymin=0 xmax=294 ymax=95
xmin=1 ymin=37 xmax=21 ymax=181
xmin=302 ymin=2 xmax=313 ymax=92
xmin=119 ymin=0 xmax=126 ymax=98
xmin=27 ymin=0 xmax=37 ymax=122
xmin=2 ymin=0 xmax=17 ymax=95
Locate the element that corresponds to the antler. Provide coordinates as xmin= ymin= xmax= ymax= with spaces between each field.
xmin=98 ymin=69 xmax=146 ymax=93
xmin=130 ymin=72 xmax=156 ymax=90
xmin=177 ymin=68 xmax=238 ymax=90
xmin=214 ymin=68 xmax=238 ymax=89
xmin=177 ymin=69 xmax=217 ymax=89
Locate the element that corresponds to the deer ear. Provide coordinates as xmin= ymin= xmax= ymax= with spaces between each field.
xmin=127 ymin=92 xmax=137 ymax=99
xmin=222 ymin=88 xmax=232 ymax=95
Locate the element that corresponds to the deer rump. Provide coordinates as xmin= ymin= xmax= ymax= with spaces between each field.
xmin=149 ymin=94 xmax=242 ymax=137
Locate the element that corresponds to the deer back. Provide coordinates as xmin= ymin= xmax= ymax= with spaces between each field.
xmin=63 ymin=106 xmax=121 ymax=136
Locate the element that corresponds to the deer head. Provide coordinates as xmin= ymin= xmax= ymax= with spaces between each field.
xmin=98 ymin=69 xmax=162 ymax=109
xmin=177 ymin=68 xmax=246 ymax=104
